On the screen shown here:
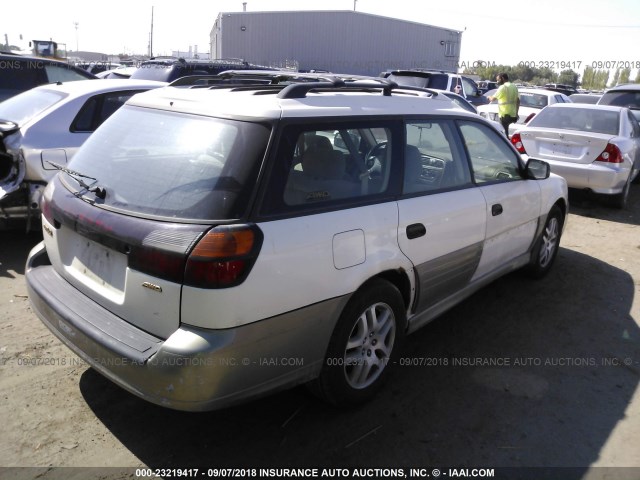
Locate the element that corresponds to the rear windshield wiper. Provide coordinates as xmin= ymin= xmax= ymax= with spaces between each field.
xmin=46 ymin=161 xmax=106 ymax=199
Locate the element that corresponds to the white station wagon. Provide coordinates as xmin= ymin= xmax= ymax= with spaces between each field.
xmin=26 ymin=75 xmax=568 ymax=411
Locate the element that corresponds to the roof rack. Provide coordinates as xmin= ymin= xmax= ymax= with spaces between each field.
xmin=168 ymin=70 xmax=443 ymax=99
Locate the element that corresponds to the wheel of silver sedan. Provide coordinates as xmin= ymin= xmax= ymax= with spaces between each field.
xmin=344 ymin=301 xmax=396 ymax=389
xmin=310 ymin=278 xmax=406 ymax=406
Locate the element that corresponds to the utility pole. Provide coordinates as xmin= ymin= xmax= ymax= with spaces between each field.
xmin=149 ymin=6 xmax=154 ymax=58
xmin=73 ymin=22 xmax=79 ymax=52
xmin=354 ymin=0 xmax=357 ymax=11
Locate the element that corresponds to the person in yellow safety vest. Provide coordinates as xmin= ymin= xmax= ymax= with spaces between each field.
xmin=488 ymin=72 xmax=520 ymax=137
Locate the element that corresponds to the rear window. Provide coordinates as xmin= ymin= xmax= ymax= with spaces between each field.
xmin=519 ymin=93 xmax=548 ymax=108
xmin=0 ymin=88 xmax=66 ymax=126
xmin=527 ymin=107 xmax=620 ymax=135
xmin=66 ymin=105 xmax=271 ymax=221
xmin=130 ymin=63 xmax=178 ymax=82
xmin=599 ymin=90 xmax=640 ymax=110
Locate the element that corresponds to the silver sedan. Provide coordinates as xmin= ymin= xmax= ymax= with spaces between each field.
xmin=0 ymin=78 xmax=165 ymax=228
xmin=512 ymin=103 xmax=640 ymax=208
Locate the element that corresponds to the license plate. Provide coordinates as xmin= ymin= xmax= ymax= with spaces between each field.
xmin=69 ymin=238 xmax=126 ymax=293
xmin=540 ymin=143 xmax=573 ymax=156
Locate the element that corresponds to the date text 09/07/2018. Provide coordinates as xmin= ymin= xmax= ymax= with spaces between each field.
xmin=518 ymin=60 xmax=640 ymax=70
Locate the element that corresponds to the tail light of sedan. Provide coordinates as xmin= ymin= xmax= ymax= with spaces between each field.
xmin=511 ymin=133 xmax=527 ymax=154
xmin=595 ymin=143 xmax=623 ymax=164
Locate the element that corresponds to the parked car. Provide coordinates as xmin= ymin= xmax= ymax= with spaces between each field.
xmin=129 ymin=57 xmax=274 ymax=82
xmin=76 ymin=62 xmax=122 ymax=75
xmin=380 ymin=69 xmax=488 ymax=106
xmin=26 ymin=75 xmax=568 ymax=412
xmin=512 ymin=103 xmax=640 ymax=208
xmin=96 ymin=66 xmax=138 ymax=79
xmin=598 ymin=83 xmax=640 ymax=122
xmin=478 ymin=88 xmax=573 ymax=136
xmin=569 ymin=93 xmax=602 ymax=104
xmin=544 ymin=83 xmax=578 ymax=97
xmin=0 ymin=79 xmax=165 ymax=228
xmin=477 ymin=80 xmax=498 ymax=94
xmin=0 ymin=53 xmax=96 ymax=102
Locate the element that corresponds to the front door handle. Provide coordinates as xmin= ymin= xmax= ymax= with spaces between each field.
xmin=492 ymin=204 xmax=503 ymax=216
xmin=406 ymin=223 xmax=427 ymax=239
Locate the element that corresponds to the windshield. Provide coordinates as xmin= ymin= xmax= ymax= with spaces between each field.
xmin=527 ymin=107 xmax=620 ymax=135
xmin=519 ymin=92 xmax=549 ymax=109
xmin=0 ymin=89 xmax=66 ymax=126
xmin=387 ymin=73 xmax=449 ymax=90
xmin=67 ymin=105 xmax=271 ymax=220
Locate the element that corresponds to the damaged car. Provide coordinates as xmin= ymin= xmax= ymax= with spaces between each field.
xmin=0 ymin=78 xmax=165 ymax=229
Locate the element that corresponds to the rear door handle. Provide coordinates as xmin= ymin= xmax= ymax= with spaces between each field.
xmin=492 ymin=204 xmax=503 ymax=216
xmin=406 ymin=223 xmax=427 ymax=239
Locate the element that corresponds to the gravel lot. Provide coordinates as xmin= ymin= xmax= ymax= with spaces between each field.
xmin=1 ymin=187 xmax=639 ymax=479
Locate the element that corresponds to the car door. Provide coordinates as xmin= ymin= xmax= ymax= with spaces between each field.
xmin=397 ymin=119 xmax=487 ymax=314
xmin=456 ymin=120 xmax=541 ymax=280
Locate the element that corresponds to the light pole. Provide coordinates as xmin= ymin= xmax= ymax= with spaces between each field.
xmin=73 ymin=21 xmax=79 ymax=52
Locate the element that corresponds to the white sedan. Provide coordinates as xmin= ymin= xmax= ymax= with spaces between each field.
xmin=478 ymin=88 xmax=572 ymax=136
xmin=512 ymin=103 xmax=640 ymax=208
xmin=0 ymin=79 xmax=166 ymax=228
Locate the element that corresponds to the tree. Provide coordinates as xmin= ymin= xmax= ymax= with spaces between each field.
xmin=619 ymin=67 xmax=631 ymax=84
xmin=558 ymin=69 xmax=579 ymax=87
xmin=610 ymin=68 xmax=620 ymax=87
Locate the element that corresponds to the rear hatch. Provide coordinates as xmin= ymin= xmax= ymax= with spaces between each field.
xmin=41 ymin=102 xmax=271 ymax=339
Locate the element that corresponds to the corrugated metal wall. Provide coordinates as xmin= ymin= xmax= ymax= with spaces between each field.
xmin=210 ymin=11 xmax=461 ymax=76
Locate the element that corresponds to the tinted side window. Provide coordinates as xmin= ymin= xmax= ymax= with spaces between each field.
xmin=71 ymin=91 xmax=141 ymax=132
xmin=262 ymin=122 xmax=397 ymax=214
xmin=629 ymin=111 xmax=640 ymax=137
xmin=458 ymin=121 xmax=522 ymax=183
xmin=404 ymin=120 xmax=472 ymax=194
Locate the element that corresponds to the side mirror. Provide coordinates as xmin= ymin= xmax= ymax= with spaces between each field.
xmin=525 ymin=158 xmax=550 ymax=180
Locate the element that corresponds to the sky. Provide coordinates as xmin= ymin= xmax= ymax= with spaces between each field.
xmin=3 ymin=0 xmax=640 ymax=76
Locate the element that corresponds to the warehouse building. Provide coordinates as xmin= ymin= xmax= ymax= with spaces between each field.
xmin=210 ymin=10 xmax=462 ymax=76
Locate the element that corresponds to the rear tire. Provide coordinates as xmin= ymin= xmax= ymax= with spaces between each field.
xmin=310 ymin=278 xmax=406 ymax=407
xmin=607 ymin=173 xmax=632 ymax=209
xmin=525 ymin=205 xmax=564 ymax=279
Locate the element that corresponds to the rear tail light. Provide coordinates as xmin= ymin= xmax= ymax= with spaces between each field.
xmin=595 ymin=143 xmax=623 ymax=164
xmin=184 ymin=225 xmax=263 ymax=289
xmin=524 ymin=113 xmax=536 ymax=123
xmin=511 ymin=133 xmax=527 ymax=154
xmin=41 ymin=195 xmax=54 ymax=225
